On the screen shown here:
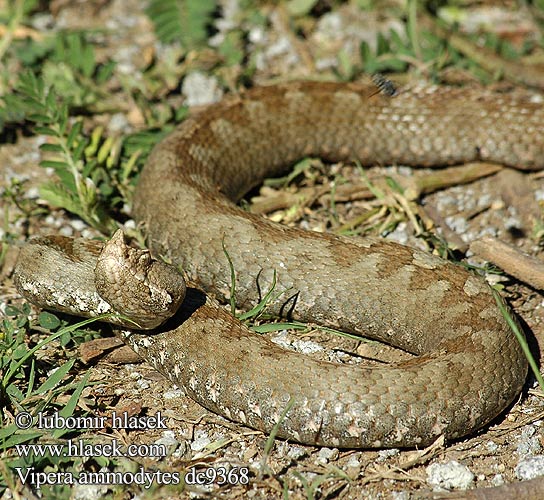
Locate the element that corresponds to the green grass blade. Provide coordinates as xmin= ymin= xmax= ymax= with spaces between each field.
xmin=493 ymin=289 xmax=544 ymax=392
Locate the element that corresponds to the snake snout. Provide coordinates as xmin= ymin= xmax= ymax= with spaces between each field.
xmin=95 ymin=230 xmax=186 ymax=330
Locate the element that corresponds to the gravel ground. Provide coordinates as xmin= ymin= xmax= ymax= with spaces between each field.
xmin=2 ymin=1 xmax=544 ymax=499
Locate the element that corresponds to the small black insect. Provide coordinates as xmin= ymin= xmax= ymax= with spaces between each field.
xmin=371 ymin=73 xmax=399 ymax=97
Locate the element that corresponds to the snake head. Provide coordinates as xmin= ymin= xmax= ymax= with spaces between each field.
xmin=94 ymin=230 xmax=186 ymax=330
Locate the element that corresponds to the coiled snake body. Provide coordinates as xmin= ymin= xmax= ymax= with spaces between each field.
xmin=14 ymin=82 xmax=544 ymax=496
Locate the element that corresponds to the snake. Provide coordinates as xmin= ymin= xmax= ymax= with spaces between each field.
xmin=13 ymin=81 xmax=544 ymax=497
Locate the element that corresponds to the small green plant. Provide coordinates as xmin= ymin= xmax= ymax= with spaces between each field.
xmin=0 ymin=0 xmax=38 ymax=64
xmin=0 ymin=309 xmax=106 ymax=497
xmin=2 ymin=71 xmax=171 ymax=235
xmin=146 ymin=0 xmax=217 ymax=48
xmin=11 ymin=71 xmax=115 ymax=232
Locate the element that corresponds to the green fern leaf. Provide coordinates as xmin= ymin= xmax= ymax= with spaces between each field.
xmin=146 ymin=0 xmax=217 ymax=48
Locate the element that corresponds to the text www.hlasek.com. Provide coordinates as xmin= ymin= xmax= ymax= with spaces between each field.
xmin=15 ymin=439 xmax=165 ymax=459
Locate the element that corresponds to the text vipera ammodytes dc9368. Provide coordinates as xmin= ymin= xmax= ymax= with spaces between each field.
xmin=13 ymin=81 xmax=544 ymax=491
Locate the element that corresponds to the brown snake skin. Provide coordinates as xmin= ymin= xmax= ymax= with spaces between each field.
xmin=15 ymin=81 xmax=544 ymax=497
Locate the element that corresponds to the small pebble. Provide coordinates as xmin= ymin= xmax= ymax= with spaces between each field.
xmin=377 ymin=448 xmax=400 ymax=462
xmin=490 ymin=474 xmax=505 ymax=486
xmin=163 ymin=389 xmax=184 ymax=399
xmin=485 ymin=440 xmax=499 ymax=453
xmin=287 ymin=446 xmax=307 ymax=460
xmin=154 ymin=430 xmax=178 ymax=448
xmin=182 ymin=72 xmax=223 ymax=107
xmin=427 ymin=460 xmax=475 ymax=490
xmin=517 ymin=425 xmax=542 ymax=456
xmin=190 ymin=430 xmax=211 ymax=451
xmin=316 ymin=447 xmax=339 ymax=464
xmin=516 ymin=455 xmax=544 ymax=480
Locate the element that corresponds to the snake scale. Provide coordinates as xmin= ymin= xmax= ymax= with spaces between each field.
xmin=14 ymin=81 xmax=544 ymax=497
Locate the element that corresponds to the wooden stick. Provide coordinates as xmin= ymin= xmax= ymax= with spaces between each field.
xmin=470 ymin=237 xmax=544 ymax=290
